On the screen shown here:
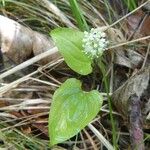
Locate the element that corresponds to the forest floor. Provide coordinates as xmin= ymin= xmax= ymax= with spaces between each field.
xmin=0 ymin=0 xmax=150 ymax=150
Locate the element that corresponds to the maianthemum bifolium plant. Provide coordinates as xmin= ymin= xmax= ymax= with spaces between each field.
xmin=48 ymin=27 xmax=109 ymax=146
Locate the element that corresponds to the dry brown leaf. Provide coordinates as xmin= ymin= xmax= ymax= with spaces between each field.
xmin=0 ymin=15 xmax=59 ymax=64
xmin=112 ymin=66 xmax=150 ymax=120
xmin=126 ymin=9 xmax=150 ymax=38
xmin=106 ymin=27 xmax=143 ymax=68
xmin=115 ymin=49 xmax=143 ymax=68
xmin=21 ymin=126 xmax=32 ymax=135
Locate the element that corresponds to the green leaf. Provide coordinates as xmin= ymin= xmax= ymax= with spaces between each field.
xmin=51 ymin=28 xmax=92 ymax=75
xmin=49 ymin=78 xmax=103 ymax=146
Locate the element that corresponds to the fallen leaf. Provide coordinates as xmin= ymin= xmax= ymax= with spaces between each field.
xmin=126 ymin=9 xmax=150 ymax=38
xmin=0 ymin=15 xmax=59 ymax=64
xmin=112 ymin=66 xmax=150 ymax=119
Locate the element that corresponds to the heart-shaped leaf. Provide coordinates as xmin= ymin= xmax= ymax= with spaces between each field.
xmin=50 ymin=28 xmax=92 ymax=75
xmin=49 ymin=78 xmax=103 ymax=146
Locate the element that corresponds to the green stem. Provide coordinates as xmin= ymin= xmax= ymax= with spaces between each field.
xmin=123 ymin=0 xmax=137 ymax=11
xmin=69 ymin=0 xmax=89 ymax=31
xmin=98 ymin=59 xmax=117 ymax=150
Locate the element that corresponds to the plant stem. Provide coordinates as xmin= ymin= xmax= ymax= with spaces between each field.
xmin=98 ymin=59 xmax=117 ymax=150
xmin=123 ymin=0 xmax=137 ymax=11
xmin=69 ymin=0 xmax=89 ymax=31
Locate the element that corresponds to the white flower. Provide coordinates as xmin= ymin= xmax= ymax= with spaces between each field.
xmin=82 ymin=28 xmax=109 ymax=59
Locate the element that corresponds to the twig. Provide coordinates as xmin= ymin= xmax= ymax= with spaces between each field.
xmin=83 ymin=128 xmax=98 ymax=150
xmin=141 ymin=42 xmax=150 ymax=69
xmin=29 ymin=77 xmax=59 ymax=87
xmin=88 ymin=124 xmax=114 ymax=150
xmin=0 ymin=47 xmax=58 ymax=80
xmin=0 ymin=58 xmax=63 ymax=96
xmin=106 ymin=0 xmax=150 ymax=29
xmin=0 ymin=70 xmax=38 ymax=96
xmin=107 ymin=35 xmax=150 ymax=50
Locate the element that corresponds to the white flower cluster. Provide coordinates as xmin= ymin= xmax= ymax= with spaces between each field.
xmin=82 ymin=28 xmax=108 ymax=59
